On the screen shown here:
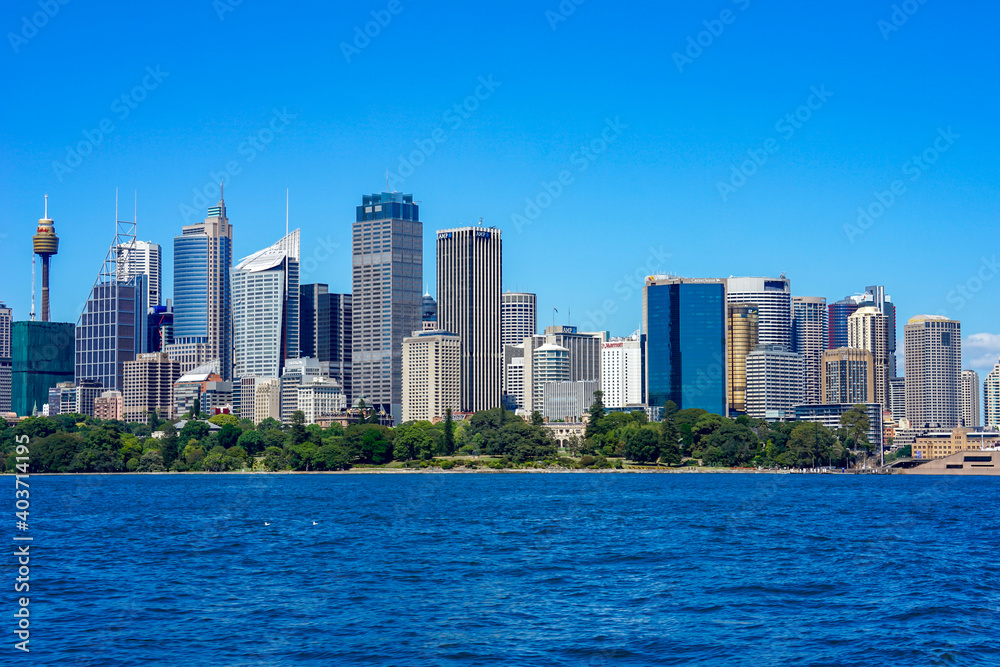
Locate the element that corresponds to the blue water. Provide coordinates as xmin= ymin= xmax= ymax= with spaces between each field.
xmin=23 ymin=472 xmax=1000 ymax=666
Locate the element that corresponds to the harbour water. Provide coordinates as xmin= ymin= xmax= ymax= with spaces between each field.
xmin=30 ymin=473 xmax=1000 ymax=665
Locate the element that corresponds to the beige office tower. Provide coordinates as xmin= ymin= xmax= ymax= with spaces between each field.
xmin=792 ymin=296 xmax=828 ymax=405
xmin=848 ymin=307 xmax=888 ymax=410
xmin=402 ymin=331 xmax=461 ymax=423
xmin=254 ymin=379 xmax=281 ymax=425
xmin=904 ymin=315 xmax=962 ymax=428
xmin=727 ymin=303 xmax=758 ymax=414
xmin=123 ymin=352 xmax=182 ymax=424
xmin=822 ymin=347 xmax=874 ymax=404
xmin=960 ymin=369 xmax=980 ymax=428
xmin=436 ymin=226 xmax=502 ymax=412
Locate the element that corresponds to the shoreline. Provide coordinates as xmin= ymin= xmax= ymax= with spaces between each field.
xmin=10 ymin=467 xmax=867 ymax=476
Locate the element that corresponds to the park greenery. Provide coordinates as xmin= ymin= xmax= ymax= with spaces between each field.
xmin=0 ymin=392 xmax=879 ymax=474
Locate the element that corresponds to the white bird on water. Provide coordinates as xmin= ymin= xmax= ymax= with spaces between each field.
xmin=312 ymin=521 xmax=318 ymax=526
xmin=264 ymin=522 xmax=271 ymax=526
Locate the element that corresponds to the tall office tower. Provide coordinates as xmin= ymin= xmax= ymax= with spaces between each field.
xmin=32 ymin=196 xmax=59 ymax=322
xmin=847 ymin=307 xmax=888 ymax=411
xmin=532 ymin=343 xmax=570 ymax=414
xmin=501 ymin=291 xmax=537 ymax=348
xmin=401 ymin=330 xmax=461 ymax=423
xmin=167 ymin=190 xmax=233 ymax=378
xmin=436 ymin=226 xmax=502 ymax=413
xmin=117 ymin=240 xmax=162 ymax=308
xmin=75 ymin=218 xmax=148 ymax=393
xmin=254 ymin=378 xmax=281 ymax=424
xmin=725 ymin=276 xmax=791 ymax=349
xmin=821 ymin=348 xmax=874 ymax=404
xmin=904 ymin=315 xmax=962 ymax=428
xmin=861 ymin=286 xmax=897 ymax=377
xmin=792 ymin=296 xmax=827 ymax=405
xmin=961 ymin=369 xmax=981 ymax=428
xmin=727 ymin=303 xmax=758 ymax=414
xmin=232 ymin=230 xmax=301 ymax=381
xmin=422 ymin=292 xmax=438 ymax=330
xmin=0 ymin=303 xmax=11 ymax=412
xmin=146 ymin=302 xmax=174 ymax=353
xmin=280 ymin=357 xmax=321 ymax=424
xmin=644 ymin=276 xmax=727 ymax=415
xmin=122 ymin=352 xmax=181 ymax=424
xmin=600 ymin=332 xmax=645 ymax=409
xmin=11 ymin=321 xmax=74 ymax=416
xmin=745 ymin=344 xmax=805 ymax=420
xmin=827 ymin=297 xmax=861 ymax=349
xmin=521 ymin=326 xmax=605 ymax=413
xmin=300 ymin=284 xmax=352 ymax=400
xmin=985 ymin=360 xmax=1000 ymax=429
xmin=352 ymin=192 xmax=422 ymax=422
xmin=888 ymin=376 xmax=906 ymax=422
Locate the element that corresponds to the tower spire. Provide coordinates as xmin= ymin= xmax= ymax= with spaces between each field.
xmin=219 ymin=180 xmax=224 ymax=205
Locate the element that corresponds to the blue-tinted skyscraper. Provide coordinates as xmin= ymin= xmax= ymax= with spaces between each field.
xmin=643 ymin=276 xmax=727 ymax=415
xmin=352 ymin=192 xmax=422 ymax=422
xmin=166 ymin=191 xmax=233 ymax=378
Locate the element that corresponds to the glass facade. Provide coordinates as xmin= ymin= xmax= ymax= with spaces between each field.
xmin=12 ymin=322 xmax=75 ymax=416
xmin=173 ymin=234 xmax=209 ymax=340
xmin=644 ymin=280 xmax=726 ymax=415
xmin=75 ymin=275 xmax=147 ymax=393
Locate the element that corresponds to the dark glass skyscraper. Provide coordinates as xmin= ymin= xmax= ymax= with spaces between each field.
xmin=351 ymin=193 xmax=422 ymax=421
xmin=643 ymin=277 xmax=727 ymax=415
xmin=13 ymin=321 xmax=74 ymax=416
xmin=828 ymin=298 xmax=861 ymax=349
xmin=300 ymin=284 xmax=353 ymax=401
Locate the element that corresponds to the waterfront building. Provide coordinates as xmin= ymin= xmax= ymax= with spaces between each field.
xmin=232 ymin=230 xmax=300 ymax=381
xmin=726 ymin=276 xmax=792 ymax=349
xmin=961 ymin=369 xmax=981 ymax=428
xmin=644 ymin=276 xmax=727 ymax=415
xmin=600 ymin=332 xmax=645 ymax=409
xmin=792 ymin=296 xmax=827 ymax=405
xmin=912 ymin=427 xmax=1000 ymax=460
xmin=745 ymin=344 xmax=804 ymax=420
xmin=822 ymin=347 xmax=875 ymax=405
xmin=401 ymin=330 xmax=461 ymax=423
xmin=727 ymin=303 xmax=758 ymax=414
xmin=123 ymin=352 xmax=181 ymax=423
xmin=502 ymin=291 xmax=537 ymax=349
xmin=352 ymin=192 xmax=423 ymax=423
xmin=904 ymin=315 xmax=962 ymax=429
xmin=794 ymin=403 xmax=884 ymax=450
xmin=165 ymin=190 xmax=233 ymax=378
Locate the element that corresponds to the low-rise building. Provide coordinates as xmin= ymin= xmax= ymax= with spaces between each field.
xmin=93 ymin=391 xmax=123 ymax=421
xmin=912 ymin=427 xmax=1000 ymax=460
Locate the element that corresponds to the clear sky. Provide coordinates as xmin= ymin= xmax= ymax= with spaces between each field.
xmin=2 ymin=0 xmax=998 ymax=378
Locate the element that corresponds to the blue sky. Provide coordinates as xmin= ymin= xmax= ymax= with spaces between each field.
xmin=2 ymin=0 xmax=999 ymax=377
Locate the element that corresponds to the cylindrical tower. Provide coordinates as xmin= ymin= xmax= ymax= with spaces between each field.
xmin=32 ymin=196 xmax=59 ymax=322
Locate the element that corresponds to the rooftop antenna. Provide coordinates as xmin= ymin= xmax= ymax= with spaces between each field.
xmin=44 ymin=194 xmax=48 ymax=218
xmin=479 ymin=217 xmax=483 ymax=226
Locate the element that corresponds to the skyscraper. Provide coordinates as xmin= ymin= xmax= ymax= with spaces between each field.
xmin=422 ymin=291 xmax=437 ymax=330
xmin=827 ymin=297 xmax=861 ymax=350
xmin=727 ymin=303 xmax=758 ymax=415
xmin=533 ymin=343 xmax=570 ymax=415
xmin=352 ymin=192 xmax=422 ymax=422
xmin=502 ymin=291 xmax=537 ymax=349
xmin=822 ymin=347 xmax=874 ymax=405
xmin=521 ymin=326 xmax=605 ymax=414
xmin=300 ymin=284 xmax=353 ymax=400
xmin=401 ymin=330 xmax=461 ymax=423
xmin=0 ymin=303 xmax=10 ymax=413
xmin=792 ymin=296 xmax=827 ymax=405
xmin=600 ymin=333 xmax=645 ymax=409
xmin=75 ymin=219 xmax=147 ymax=393
xmin=117 ymin=240 xmax=162 ymax=308
xmin=848 ymin=307 xmax=888 ymax=411
xmin=985 ymin=360 xmax=1000 ymax=429
xmin=904 ymin=315 xmax=962 ymax=428
xmin=725 ymin=276 xmax=791 ymax=349
xmin=123 ymin=352 xmax=181 ymax=424
xmin=961 ymin=369 xmax=980 ymax=428
xmin=166 ymin=189 xmax=233 ymax=378
xmin=644 ymin=276 xmax=727 ymax=415
xmin=861 ymin=286 xmax=897 ymax=377
xmin=12 ymin=321 xmax=74 ymax=416
xmin=745 ymin=344 xmax=804 ymax=420
xmin=436 ymin=225 xmax=502 ymax=412
xmin=232 ymin=230 xmax=300 ymax=381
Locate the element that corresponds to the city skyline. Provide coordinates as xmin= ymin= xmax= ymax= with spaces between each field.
xmin=2 ymin=2 xmax=998 ymax=385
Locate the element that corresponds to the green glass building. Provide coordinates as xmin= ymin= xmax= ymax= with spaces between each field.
xmin=11 ymin=321 xmax=74 ymax=416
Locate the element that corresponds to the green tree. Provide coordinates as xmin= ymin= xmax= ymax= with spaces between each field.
xmin=257 ymin=417 xmax=282 ymax=432
xmin=159 ymin=423 xmax=180 ymax=469
xmin=840 ymin=405 xmax=871 ymax=464
xmin=530 ymin=410 xmax=544 ymax=426
xmin=138 ymin=450 xmax=166 ymax=472
xmin=179 ymin=420 xmax=210 ymax=445
xmin=585 ymin=390 xmax=606 ymax=438
xmin=236 ymin=429 xmax=265 ymax=456
xmin=217 ymin=423 xmax=241 ymax=450
xmin=288 ymin=410 xmax=308 ymax=446
xmin=443 ymin=409 xmax=455 ymax=455
xmin=209 ymin=413 xmax=239 ymax=427
xmin=192 ymin=397 xmax=201 ymax=418
xmin=624 ymin=426 xmax=661 ymax=463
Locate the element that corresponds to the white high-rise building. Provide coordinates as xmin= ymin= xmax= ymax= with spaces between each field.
xmin=985 ymin=361 xmax=1000 ymax=429
xmin=904 ymin=315 xmax=962 ymax=428
xmin=501 ymin=292 xmax=536 ymax=349
xmin=532 ymin=343 xmax=570 ymax=415
xmin=402 ymin=330 xmax=461 ymax=423
xmin=436 ymin=226 xmax=502 ymax=412
xmin=726 ymin=276 xmax=792 ymax=348
xmin=745 ymin=344 xmax=804 ymax=420
xmin=280 ymin=357 xmax=320 ymax=424
xmin=961 ymin=369 xmax=981 ymax=428
xmin=600 ymin=332 xmax=644 ymax=409
xmin=522 ymin=326 xmax=605 ymax=414
xmin=792 ymin=296 xmax=827 ymax=405
xmin=232 ymin=230 xmax=300 ymax=382
xmin=298 ymin=376 xmax=347 ymax=424
xmin=848 ymin=307 xmax=888 ymax=411
xmin=117 ymin=240 xmax=162 ymax=308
